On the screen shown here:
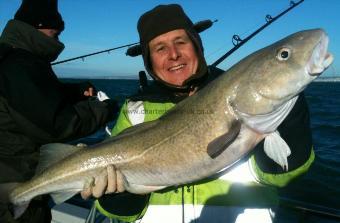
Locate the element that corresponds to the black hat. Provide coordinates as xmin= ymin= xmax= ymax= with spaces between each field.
xmin=138 ymin=4 xmax=201 ymax=48
xmin=137 ymin=4 xmax=207 ymax=90
xmin=14 ymin=0 xmax=64 ymax=31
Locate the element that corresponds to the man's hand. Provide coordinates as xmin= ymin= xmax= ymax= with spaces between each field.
xmin=83 ymin=87 xmax=95 ymax=97
xmin=80 ymin=165 xmax=126 ymax=200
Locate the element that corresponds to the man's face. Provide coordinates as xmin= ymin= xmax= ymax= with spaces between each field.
xmin=149 ymin=29 xmax=198 ymax=86
xmin=38 ymin=28 xmax=61 ymax=39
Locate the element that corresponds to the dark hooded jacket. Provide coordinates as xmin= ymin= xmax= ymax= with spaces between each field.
xmin=95 ymin=4 xmax=314 ymax=219
xmin=0 ymin=20 xmax=118 ymax=183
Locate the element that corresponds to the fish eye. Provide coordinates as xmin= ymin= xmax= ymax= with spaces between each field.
xmin=277 ymin=48 xmax=291 ymax=61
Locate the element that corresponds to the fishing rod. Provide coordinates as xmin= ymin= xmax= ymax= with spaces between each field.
xmin=51 ymin=42 xmax=139 ymax=65
xmin=53 ymin=1 xmax=303 ymax=67
xmin=52 ymin=20 xmax=216 ymax=66
xmin=211 ymin=0 xmax=304 ymax=67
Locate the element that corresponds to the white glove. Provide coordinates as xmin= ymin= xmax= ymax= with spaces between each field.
xmin=97 ymin=91 xmax=110 ymax=102
xmin=96 ymin=91 xmax=113 ymax=137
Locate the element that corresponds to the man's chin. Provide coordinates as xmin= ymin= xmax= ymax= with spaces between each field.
xmin=161 ymin=77 xmax=185 ymax=86
xmin=162 ymin=72 xmax=192 ymax=86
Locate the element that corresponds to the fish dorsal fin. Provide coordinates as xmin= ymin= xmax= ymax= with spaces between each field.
xmin=36 ymin=143 xmax=83 ymax=174
xmin=207 ymin=121 xmax=241 ymax=159
xmin=264 ymin=131 xmax=291 ymax=171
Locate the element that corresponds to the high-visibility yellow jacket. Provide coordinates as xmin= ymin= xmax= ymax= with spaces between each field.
xmin=95 ymin=95 xmax=314 ymax=223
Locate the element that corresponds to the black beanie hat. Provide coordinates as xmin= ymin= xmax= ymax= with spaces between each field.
xmin=14 ymin=0 xmax=64 ymax=31
xmin=137 ymin=4 xmax=208 ymax=90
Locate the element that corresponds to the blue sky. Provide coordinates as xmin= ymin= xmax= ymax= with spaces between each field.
xmin=1 ymin=0 xmax=339 ymax=78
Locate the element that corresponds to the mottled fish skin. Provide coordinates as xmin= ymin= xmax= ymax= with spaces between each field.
xmin=9 ymin=29 xmax=333 ymax=208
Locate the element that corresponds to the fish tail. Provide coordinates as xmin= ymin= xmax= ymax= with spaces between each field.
xmin=11 ymin=202 xmax=30 ymax=219
xmin=0 ymin=182 xmax=31 ymax=219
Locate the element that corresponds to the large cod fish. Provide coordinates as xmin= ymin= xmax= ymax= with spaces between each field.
xmin=6 ymin=29 xmax=333 ymax=216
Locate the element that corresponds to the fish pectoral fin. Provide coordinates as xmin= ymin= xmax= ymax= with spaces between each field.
xmin=50 ymin=190 xmax=80 ymax=204
xmin=207 ymin=121 xmax=241 ymax=159
xmin=264 ymin=131 xmax=291 ymax=171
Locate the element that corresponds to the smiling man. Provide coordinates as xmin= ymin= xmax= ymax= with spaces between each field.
xmin=148 ymin=29 xmax=199 ymax=86
xmin=89 ymin=4 xmax=314 ymax=223
xmin=136 ymin=4 xmax=210 ymax=96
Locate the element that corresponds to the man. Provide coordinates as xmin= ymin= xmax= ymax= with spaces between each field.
xmin=91 ymin=4 xmax=314 ymax=223
xmin=0 ymin=0 xmax=118 ymax=222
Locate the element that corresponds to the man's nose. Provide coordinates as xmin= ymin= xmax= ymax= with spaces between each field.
xmin=168 ymin=45 xmax=180 ymax=60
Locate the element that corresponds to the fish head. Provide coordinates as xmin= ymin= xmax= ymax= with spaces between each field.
xmin=232 ymin=29 xmax=333 ymax=133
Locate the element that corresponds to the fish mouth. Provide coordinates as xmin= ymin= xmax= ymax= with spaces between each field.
xmin=307 ymin=33 xmax=334 ymax=76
